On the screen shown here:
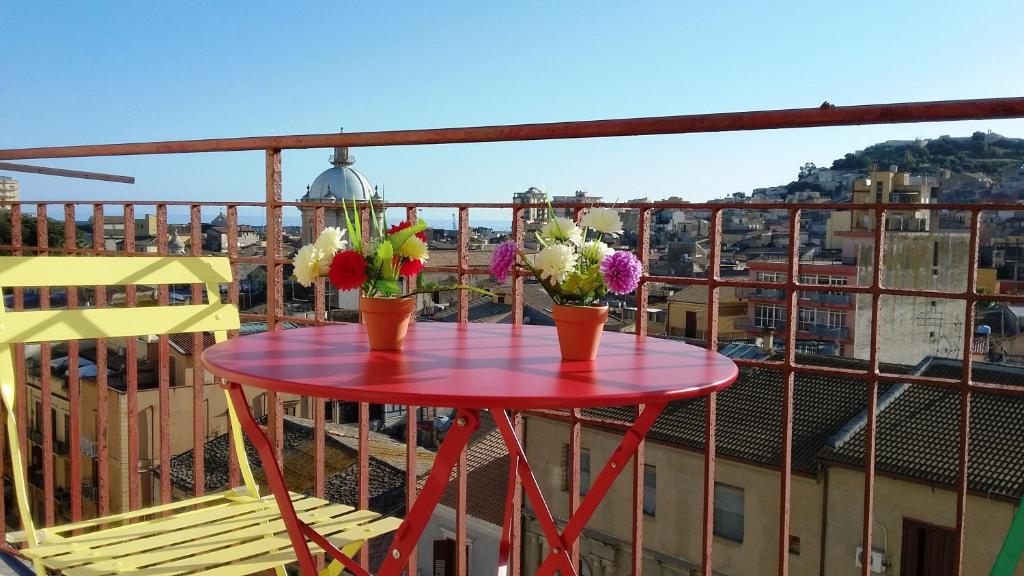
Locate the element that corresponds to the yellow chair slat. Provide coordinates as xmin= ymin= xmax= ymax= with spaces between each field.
xmin=35 ymin=494 xmax=314 ymax=566
xmin=6 ymin=489 xmax=239 ymax=543
xmin=65 ymin=502 xmax=358 ymax=576
xmin=51 ymin=496 xmax=341 ymax=575
xmin=0 ymin=303 xmax=239 ymax=344
xmin=155 ymin=517 xmax=400 ymax=576
xmin=0 ymin=256 xmax=233 ymax=287
xmin=88 ymin=506 xmax=377 ymax=576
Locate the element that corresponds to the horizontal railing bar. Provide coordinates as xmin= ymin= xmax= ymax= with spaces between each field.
xmin=0 ymin=161 xmax=135 ymax=183
xmin=2 ymin=97 xmax=1024 ymax=160
xmin=2 ymin=200 xmax=1023 ymax=212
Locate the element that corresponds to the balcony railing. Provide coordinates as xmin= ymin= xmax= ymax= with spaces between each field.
xmin=798 ymin=323 xmax=850 ymax=340
xmin=738 ymin=318 xmax=787 ymax=331
xmin=3 ymin=97 xmax=1024 ymax=576
xmin=800 ymin=291 xmax=853 ymax=306
xmin=738 ymin=287 xmax=787 ymax=300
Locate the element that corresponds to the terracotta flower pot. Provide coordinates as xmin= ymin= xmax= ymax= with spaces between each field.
xmin=360 ymin=296 xmax=415 ymax=351
xmin=552 ymin=304 xmax=609 ymax=361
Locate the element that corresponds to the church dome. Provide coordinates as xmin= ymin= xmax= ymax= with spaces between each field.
xmin=301 ymin=146 xmax=373 ymax=202
xmin=211 ymin=212 xmax=228 ymax=228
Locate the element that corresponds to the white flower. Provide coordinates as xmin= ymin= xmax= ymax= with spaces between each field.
xmin=533 ymin=244 xmax=578 ymax=285
xmin=540 ymin=217 xmax=583 ymax=246
xmin=314 ymin=226 xmax=346 ymax=267
xmin=315 ymin=226 xmax=346 ymax=253
xmin=580 ymin=208 xmax=623 ymax=236
xmin=580 ymin=240 xmax=614 ymax=262
xmin=294 ymin=244 xmax=326 ymax=287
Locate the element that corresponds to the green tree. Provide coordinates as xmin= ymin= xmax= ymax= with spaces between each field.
xmin=0 ymin=211 xmax=86 ymax=249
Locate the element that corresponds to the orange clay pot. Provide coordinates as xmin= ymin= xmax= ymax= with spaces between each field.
xmin=360 ymin=296 xmax=416 ymax=351
xmin=552 ymin=304 xmax=609 ymax=361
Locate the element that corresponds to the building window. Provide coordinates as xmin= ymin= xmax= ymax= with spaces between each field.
xmin=643 ymin=464 xmax=656 ymax=517
xmin=754 ymin=304 xmax=784 ymax=329
xmin=789 ymin=535 xmax=801 ymax=555
xmin=827 ymin=310 xmax=846 ymax=328
xmin=580 ymin=448 xmax=591 ymax=496
xmin=562 ymin=445 xmax=591 ymax=495
xmin=714 ymin=483 xmax=744 ymax=543
xmin=756 ymin=272 xmax=785 ymax=283
xmin=798 ymin=308 xmax=816 ymax=332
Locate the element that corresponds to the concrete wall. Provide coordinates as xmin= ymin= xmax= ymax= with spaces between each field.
xmin=853 ymin=231 xmax=969 ymax=365
xmin=824 ymin=465 xmax=1022 ymax=576
xmin=523 ymin=417 xmax=825 ymax=576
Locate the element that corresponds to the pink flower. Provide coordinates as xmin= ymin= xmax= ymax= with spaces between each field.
xmin=490 ymin=240 xmax=518 ymax=283
xmin=600 ymin=251 xmax=642 ymax=295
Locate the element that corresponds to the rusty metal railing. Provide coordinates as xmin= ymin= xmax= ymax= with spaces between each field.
xmin=2 ymin=96 xmax=1024 ymax=575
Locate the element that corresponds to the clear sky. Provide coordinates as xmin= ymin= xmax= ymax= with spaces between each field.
xmin=3 ymin=0 xmax=1024 ymax=219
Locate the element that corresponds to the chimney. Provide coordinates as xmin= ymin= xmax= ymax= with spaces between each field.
xmin=758 ymin=333 xmax=775 ymax=354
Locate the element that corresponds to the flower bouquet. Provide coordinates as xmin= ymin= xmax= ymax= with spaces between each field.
xmin=490 ymin=207 xmax=642 ymax=360
xmin=294 ymin=199 xmax=485 ymax=350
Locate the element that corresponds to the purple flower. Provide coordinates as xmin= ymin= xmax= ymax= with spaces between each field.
xmin=600 ymin=250 xmax=642 ymax=295
xmin=490 ymin=240 xmax=519 ymax=283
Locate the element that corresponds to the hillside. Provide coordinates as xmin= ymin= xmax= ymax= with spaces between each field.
xmin=831 ymin=132 xmax=1024 ymax=176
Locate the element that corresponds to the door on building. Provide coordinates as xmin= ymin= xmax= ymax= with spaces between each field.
xmin=432 ymin=539 xmax=455 ymax=576
xmin=685 ymin=311 xmax=698 ymax=339
xmin=900 ymin=517 xmax=956 ymax=576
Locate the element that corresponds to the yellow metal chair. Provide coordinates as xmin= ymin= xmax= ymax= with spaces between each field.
xmin=0 ymin=256 xmax=399 ymax=576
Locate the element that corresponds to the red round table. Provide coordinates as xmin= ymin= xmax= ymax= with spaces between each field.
xmin=202 ymin=323 xmax=737 ymax=576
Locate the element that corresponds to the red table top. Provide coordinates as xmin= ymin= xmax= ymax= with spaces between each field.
xmin=201 ymin=323 xmax=738 ymax=410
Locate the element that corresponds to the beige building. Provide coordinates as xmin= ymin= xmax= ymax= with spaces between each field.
xmin=522 ymin=356 xmax=1024 ymax=576
xmin=851 ymin=168 xmax=936 ymax=232
xmin=0 ymin=175 xmax=18 ymax=209
xmin=664 ymin=285 xmax=747 ymax=341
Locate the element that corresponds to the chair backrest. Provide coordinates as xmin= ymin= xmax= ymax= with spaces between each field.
xmin=0 ymin=256 xmax=253 ymax=546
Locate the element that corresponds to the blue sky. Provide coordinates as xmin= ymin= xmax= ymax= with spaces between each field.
xmin=3 ymin=1 xmax=1024 ymax=223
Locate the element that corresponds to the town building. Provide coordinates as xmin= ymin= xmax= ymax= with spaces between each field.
xmin=513 ymin=187 xmax=548 ymax=229
xmin=522 ymin=356 xmax=1024 ymax=576
xmin=551 ymin=190 xmax=602 ymax=219
xmin=418 ymin=411 xmax=508 ymax=575
xmin=0 ymin=175 xmax=18 ymax=209
xmin=665 ymin=285 xmax=748 ymax=341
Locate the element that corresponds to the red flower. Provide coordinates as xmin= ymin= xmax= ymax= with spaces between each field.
xmin=399 ymin=258 xmax=424 ymax=277
xmin=328 ymin=250 xmax=368 ymax=291
xmin=388 ymin=220 xmax=427 ymax=242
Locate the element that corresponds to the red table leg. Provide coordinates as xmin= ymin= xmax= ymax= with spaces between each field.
xmin=376 ymin=408 xmax=480 ymax=576
xmin=495 ymin=403 xmax=668 ymax=576
xmin=497 ymin=419 xmax=520 ymax=576
xmin=226 ymin=383 xmax=320 ymax=575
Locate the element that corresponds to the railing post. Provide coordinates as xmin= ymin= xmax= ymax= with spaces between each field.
xmin=265 ymin=148 xmax=285 ymax=462
xmin=701 ymin=208 xmax=722 ymax=576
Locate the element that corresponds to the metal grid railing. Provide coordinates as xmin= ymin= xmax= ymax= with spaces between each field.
xmin=1 ymin=97 xmax=1024 ymax=575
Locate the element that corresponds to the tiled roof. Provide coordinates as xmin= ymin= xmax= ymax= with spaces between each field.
xmin=583 ymin=354 xmax=910 ymax=475
xmin=167 ymin=332 xmax=217 ymax=356
xmin=823 ymin=358 xmax=1024 ymax=498
xmin=428 ymin=411 xmax=510 ymax=526
xmin=166 ymin=417 xmax=406 ymax=514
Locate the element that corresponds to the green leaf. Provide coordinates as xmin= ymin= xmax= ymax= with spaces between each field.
xmin=377 ymin=241 xmax=396 ymax=280
xmin=341 ymin=198 xmax=361 ymax=252
xmin=373 ymin=279 xmax=399 ymax=297
xmin=388 ymin=218 xmax=428 ymax=253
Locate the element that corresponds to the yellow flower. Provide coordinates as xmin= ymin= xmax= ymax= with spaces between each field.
xmin=293 ymin=244 xmax=326 ymax=287
xmin=397 ymin=236 xmax=428 ymax=261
